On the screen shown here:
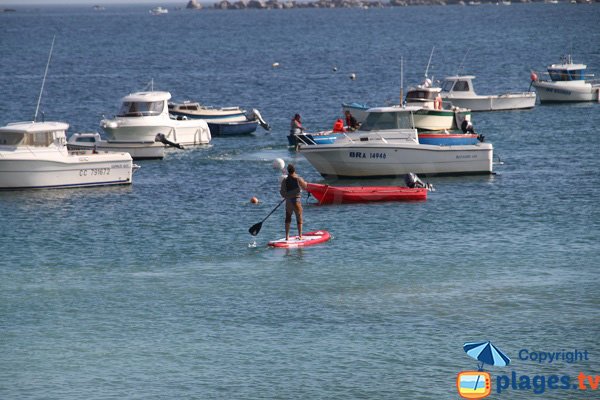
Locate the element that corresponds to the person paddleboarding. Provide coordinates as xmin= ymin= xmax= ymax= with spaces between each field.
xmin=279 ymin=163 xmax=308 ymax=240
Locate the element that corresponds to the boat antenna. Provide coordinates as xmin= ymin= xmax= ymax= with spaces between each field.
xmin=456 ymin=48 xmax=470 ymax=76
xmin=400 ymin=56 xmax=404 ymax=106
xmin=424 ymin=46 xmax=435 ymax=80
xmin=34 ymin=35 xmax=56 ymax=122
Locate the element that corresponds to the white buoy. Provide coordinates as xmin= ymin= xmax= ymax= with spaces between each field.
xmin=272 ymin=62 xmax=280 ymax=68
xmin=350 ymin=73 xmax=356 ymax=80
xmin=333 ymin=66 xmax=338 ymax=72
xmin=273 ymin=158 xmax=285 ymax=171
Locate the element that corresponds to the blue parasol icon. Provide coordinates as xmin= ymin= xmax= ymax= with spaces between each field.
xmin=463 ymin=341 xmax=511 ymax=371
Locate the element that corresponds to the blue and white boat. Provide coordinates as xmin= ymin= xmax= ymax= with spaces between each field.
xmin=292 ymin=106 xmax=481 ymax=147
xmin=168 ymin=101 xmax=270 ymax=136
xmin=531 ymin=54 xmax=600 ymax=103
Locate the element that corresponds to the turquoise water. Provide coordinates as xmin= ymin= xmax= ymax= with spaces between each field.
xmin=1 ymin=4 xmax=599 ymax=399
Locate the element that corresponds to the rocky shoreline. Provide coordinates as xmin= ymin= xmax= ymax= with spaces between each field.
xmin=184 ymin=0 xmax=586 ymax=10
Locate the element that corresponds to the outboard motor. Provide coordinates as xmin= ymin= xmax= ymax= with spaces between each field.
xmin=405 ymin=172 xmax=435 ymax=191
xmin=248 ymin=109 xmax=271 ymax=131
xmin=155 ymin=133 xmax=184 ymax=150
xmin=405 ymin=172 xmax=426 ymax=188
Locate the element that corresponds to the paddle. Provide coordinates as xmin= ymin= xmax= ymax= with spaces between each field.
xmin=248 ymin=198 xmax=285 ymax=236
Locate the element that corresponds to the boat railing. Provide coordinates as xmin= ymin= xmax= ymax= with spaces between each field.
xmin=293 ymin=133 xmax=319 ymax=146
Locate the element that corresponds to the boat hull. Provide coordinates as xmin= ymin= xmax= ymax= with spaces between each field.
xmin=67 ymin=140 xmax=165 ymax=160
xmin=0 ymin=149 xmax=134 ymax=189
xmin=442 ymin=93 xmax=536 ymax=111
xmin=101 ymin=118 xmax=211 ymax=145
xmin=306 ymin=183 xmax=427 ymax=204
xmin=532 ymin=81 xmax=600 ymax=103
xmin=299 ymin=142 xmax=493 ymax=178
xmin=208 ymin=120 xmax=258 ymax=136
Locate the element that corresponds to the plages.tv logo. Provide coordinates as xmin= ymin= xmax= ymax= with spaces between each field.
xmin=457 ymin=341 xmax=511 ymax=399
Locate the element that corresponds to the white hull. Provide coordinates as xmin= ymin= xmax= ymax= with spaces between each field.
xmin=443 ymin=92 xmax=536 ymax=111
xmin=101 ymin=118 xmax=211 ymax=145
xmin=532 ymin=81 xmax=600 ymax=102
xmin=299 ymin=137 xmax=493 ymax=178
xmin=0 ymin=148 xmax=134 ymax=189
xmin=67 ymin=139 xmax=165 ymax=160
xmin=413 ymin=110 xmax=458 ymax=131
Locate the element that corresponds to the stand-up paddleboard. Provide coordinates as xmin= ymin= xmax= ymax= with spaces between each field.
xmin=268 ymin=230 xmax=331 ymax=248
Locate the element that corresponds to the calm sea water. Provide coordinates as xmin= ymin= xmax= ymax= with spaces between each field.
xmin=1 ymin=4 xmax=599 ymax=399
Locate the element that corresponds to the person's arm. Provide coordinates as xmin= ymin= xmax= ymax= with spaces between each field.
xmin=280 ymin=179 xmax=287 ymax=198
xmin=298 ymin=176 xmax=308 ymax=190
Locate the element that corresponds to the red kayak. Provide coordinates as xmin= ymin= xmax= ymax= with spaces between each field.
xmin=306 ymin=183 xmax=427 ymax=205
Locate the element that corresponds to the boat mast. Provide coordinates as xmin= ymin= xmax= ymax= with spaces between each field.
xmin=456 ymin=48 xmax=470 ymax=76
xmin=34 ymin=35 xmax=56 ymax=122
xmin=424 ymin=46 xmax=435 ymax=81
xmin=400 ymin=56 xmax=404 ymax=106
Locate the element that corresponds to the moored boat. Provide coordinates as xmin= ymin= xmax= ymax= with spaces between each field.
xmin=440 ymin=75 xmax=536 ymax=111
xmin=298 ymin=107 xmax=493 ymax=178
xmin=101 ymin=91 xmax=211 ymax=146
xmin=531 ymin=54 xmax=600 ymax=103
xmin=0 ymin=121 xmax=137 ymax=190
xmin=168 ymin=101 xmax=270 ymax=136
xmin=306 ymin=183 xmax=427 ymax=205
xmin=67 ymin=132 xmax=165 ymax=160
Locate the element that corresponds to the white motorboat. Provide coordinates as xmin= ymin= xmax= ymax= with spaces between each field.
xmin=67 ymin=132 xmax=165 ymax=160
xmin=100 ymin=91 xmax=211 ymax=146
xmin=298 ymin=107 xmax=493 ymax=178
xmin=403 ymin=78 xmax=472 ymax=131
xmin=150 ymin=6 xmax=168 ymax=15
xmin=440 ymin=75 xmax=536 ymax=111
xmin=168 ymin=101 xmax=270 ymax=136
xmin=531 ymin=54 xmax=600 ymax=103
xmin=0 ymin=121 xmax=137 ymax=190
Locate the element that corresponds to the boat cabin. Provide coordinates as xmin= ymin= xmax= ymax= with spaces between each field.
xmin=0 ymin=121 xmax=68 ymax=147
xmin=547 ymin=56 xmax=587 ymax=82
xmin=441 ymin=76 xmax=477 ymax=96
xmin=359 ymin=107 xmax=417 ymax=131
xmin=168 ymin=102 xmax=201 ymax=112
xmin=117 ymin=91 xmax=171 ymax=117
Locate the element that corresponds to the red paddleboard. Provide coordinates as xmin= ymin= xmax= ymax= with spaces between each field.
xmin=268 ymin=230 xmax=331 ymax=248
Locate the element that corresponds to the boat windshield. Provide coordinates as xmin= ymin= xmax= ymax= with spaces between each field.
xmin=441 ymin=80 xmax=454 ymax=92
xmin=0 ymin=131 xmax=57 ymax=146
xmin=548 ymin=69 xmax=585 ymax=82
xmin=360 ymin=111 xmax=414 ymax=131
xmin=118 ymin=100 xmax=164 ymax=117
xmin=406 ymin=90 xmax=436 ymax=101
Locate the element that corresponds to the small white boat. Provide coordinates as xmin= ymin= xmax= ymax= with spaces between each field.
xmin=403 ymin=78 xmax=472 ymax=131
xmin=67 ymin=132 xmax=165 ymax=160
xmin=440 ymin=75 xmax=536 ymax=111
xmin=531 ymin=54 xmax=600 ymax=103
xmin=168 ymin=101 xmax=270 ymax=136
xmin=0 ymin=121 xmax=137 ymax=190
xmin=298 ymin=107 xmax=493 ymax=178
xmin=100 ymin=91 xmax=211 ymax=146
xmin=150 ymin=6 xmax=168 ymax=15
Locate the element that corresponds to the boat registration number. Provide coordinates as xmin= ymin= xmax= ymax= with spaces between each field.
xmin=349 ymin=151 xmax=387 ymax=159
xmin=80 ymin=168 xmax=110 ymax=176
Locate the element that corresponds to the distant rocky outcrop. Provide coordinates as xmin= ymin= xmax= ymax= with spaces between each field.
xmin=186 ymin=0 xmax=203 ymax=9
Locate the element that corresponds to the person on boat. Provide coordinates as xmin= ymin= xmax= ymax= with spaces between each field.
xmin=280 ymin=163 xmax=308 ymax=241
xmin=434 ymin=94 xmax=443 ymax=110
xmin=461 ymin=118 xmax=475 ymax=134
xmin=290 ymin=114 xmax=303 ymax=135
xmin=332 ymin=118 xmax=346 ymax=133
xmin=344 ymin=110 xmax=360 ymax=131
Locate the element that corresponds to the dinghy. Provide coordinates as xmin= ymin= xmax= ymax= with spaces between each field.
xmin=306 ymin=183 xmax=427 ymax=205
